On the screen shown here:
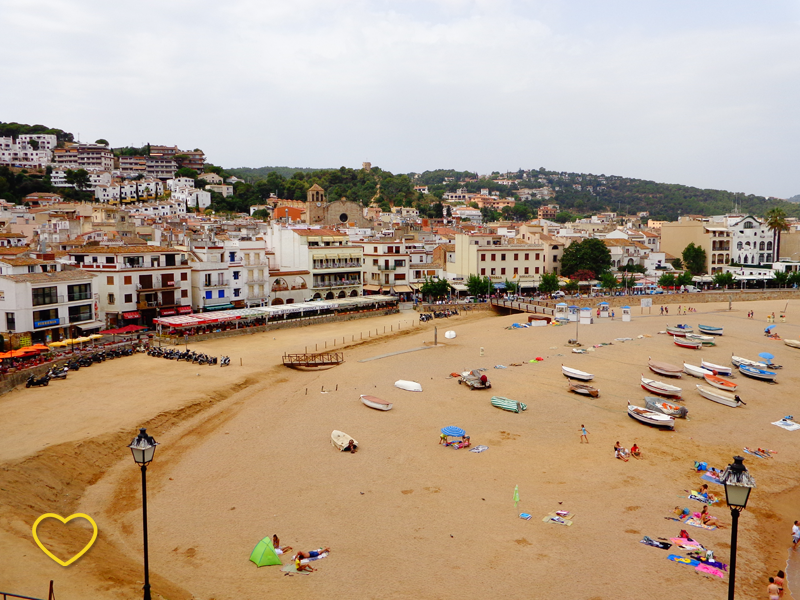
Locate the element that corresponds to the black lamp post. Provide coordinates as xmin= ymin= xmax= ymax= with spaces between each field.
xmin=720 ymin=455 xmax=756 ymax=600
xmin=128 ymin=428 xmax=159 ymax=600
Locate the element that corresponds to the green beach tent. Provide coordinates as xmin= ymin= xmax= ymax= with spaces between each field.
xmin=249 ymin=537 xmax=282 ymax=567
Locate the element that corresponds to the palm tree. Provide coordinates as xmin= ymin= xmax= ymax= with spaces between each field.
xmin=766 ymin=207 xmax=790 ymax=263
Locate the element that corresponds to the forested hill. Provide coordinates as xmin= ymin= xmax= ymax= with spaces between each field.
xmin=226 ymin=166 xmax=322 ymax=180
xmin=0 ymin=121 xmax=74 ymax=144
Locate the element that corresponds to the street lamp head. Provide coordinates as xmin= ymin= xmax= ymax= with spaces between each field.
xmin=721 ymin=455 xmax=756 ymax=510
xmin=128 ymin=428 xmax=159 ymax=465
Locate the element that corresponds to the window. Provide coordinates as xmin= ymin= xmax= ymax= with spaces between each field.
xmin=501 ymin=254 xmax=506 ymax=261
xmin=500 ymin=268 xmax=506 ymax=275
xmin=553 ymin=255 xmax=558 ymax=262
xmin=165 ymin=254 xmax=177 ymax=267
xmin=481 ymin=254 xmax=486 ymax=261
xmin=524 ymin=267 xmax=529 ymax=274
xmin=105 ymin=256 xmax=114 ymax=264
xmin=32 ymin=286 xmax=58 ymax=306
xmin=124 ymin=276 xmax=132 ymax=285
xmin=107 ymin=276 xmax=114 ymax=285
xmin=205 ymin=291 xmax=212 ymax=299
xmin=535 ymin=253 xmax=540 ymax=260
xmin=181 ymin=289 xmax=188 ymax=298
xmin=480 ymin=268 xmax=486 ymax=275
xmin=759 ymin=242 xmax=765 ymax=251
xmin=514 ymin=254 xmax=519 ymax=261
xmin=373 ymin=247 xmax=378 ymax=253
xmin=218 ymin=290 xmax=225 ymax=298
xmin=490 ymin=268 xmax=496 ymax=275
xmin=491 ymin=254 xmax=496 ymax=261
xmin=535 ymin=267 xmax=540 ymax=274
xmin=513 ymin=267 xmax=518 ymax=275
xmin=524 ymin=253 xmax=529 ymax=260
xmin=181 ymin=272 xmax=188 ymax=281
xmin=67 ymin=283 xmax=91 ymax=301
xmin=744 ymin=222 xmax=754 ymax=229
xmin=373 ymin=259 xmax=378 ymax=266
xmin=6 ymin=312 xmax=15 ymax=331
xmin=229 ymin=252 xmax=237 ymax=262
xmin=737 ymin=241 xmax=743 ymax=250
xmin=33 ymin=308 xmax=59 ymax=327
xmin=68 ymin=304 xmax=92 ymax=323
xmin=233 ymin=271 xmax=240 ymax=280
xmin=124 ymin=294 xmax=133 ymax=303
xmin=204 ymin=274 xmax=212 ymax=286
xmin=233 ymin=288 xmax=241 ymax=297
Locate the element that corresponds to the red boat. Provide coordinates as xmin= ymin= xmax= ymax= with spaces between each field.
xmin=673 ymin=336 xmax=701 ymax=350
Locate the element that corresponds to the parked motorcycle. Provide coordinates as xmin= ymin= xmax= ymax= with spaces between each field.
xmin=26 ymin=373 xmax=50 ymax=388
xmin=48 ymin=367 xmax=68 ymax=380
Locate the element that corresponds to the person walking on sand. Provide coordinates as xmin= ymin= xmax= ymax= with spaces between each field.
xmin=580 ymin=424 xmax=589 ymax=443
xmin=768 ymin=577 xmax=780 ymax=600
xmin=660 ymin=306 xmax=664 ymax=316
xmin=774 ymin=570 xmax=785 ymax=597
xmin=792 ymin=520 xmax=800 ymax=550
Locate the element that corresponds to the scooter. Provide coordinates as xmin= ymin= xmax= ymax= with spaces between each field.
xmin=220 ymin=356 xmax=230 ymax=367
xmin=48 ymin=367 xmax=68 ymax=380
xmin=26 ymin=373 xmax=50 ymax=388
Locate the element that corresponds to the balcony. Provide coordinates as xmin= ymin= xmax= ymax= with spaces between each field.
xmin=313 ymin=279 xmax=361 ymax=289
xmin=202 ymin=280 xmax=229 ymax=288
xmin=137 ymin=279 xmax=179 ymax=292
xmin=203 ymin=295 xmax=230 ymax=306
xmin=33 ymin=295 xmax=65 ymax=306
xmin=378 ymin=265 xmax=397 ymax=271
xmin=313 ymin=262 xmax=362 ymax=270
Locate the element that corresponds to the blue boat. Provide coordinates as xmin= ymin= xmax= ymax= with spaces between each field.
xmin=738 ymin=363 xmax=776 ymax=381
xmin=698 ymin=324 xmax=724 ymax=336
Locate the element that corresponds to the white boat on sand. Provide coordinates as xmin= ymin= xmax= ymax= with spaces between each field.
xmin=784 ymin=339 xmax=800 ymax=349
xmin=696 ymin=384 xmax=745 ymax=408
xmin=645 ymin=397 xmax=688 ymax=418
xmin=684 ymin=363 xmax=713 ymax=378
xmin=700 ymin=360 xmax=732 ymax=376
xmin=360 ymin=395 xmax=393 ymax=411
xmin=561 ymin=365 xmax=594 ymax=381
xmin=331 ymin=430 xmax=358 ymax=451
xmin=686 ymin=333 xmax=716 ymax=345
xmin=698 ymin=325 xmax=724 ymax=336
xmin=703 ymin=374 xmax=737 ymax=392
xmin=641 ymin=375 xmax=682 ymax=399
xmin=738 ymin=364 xmax=777 ymax=381
xmin=395 ymin=380 xmax=422 ymax=392
xmin=628 ymin=404 xmax=675 ymax=429
xmin=731 ymin=355 xmax=769 ymax=369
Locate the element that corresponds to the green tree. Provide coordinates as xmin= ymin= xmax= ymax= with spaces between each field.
xmin=65 ymin=168 xmax=90 ymax=190
xmin=175 ymin=167 xmax=198 ymax=180
xmin=675 ymin=272 xmax=694 ymax=287
xmin=539 ymin=272 xmax=560 ymax=293
xmin=503 ymin=279 xmax=519 ymax=293
xmin=560 ymin=239 xmax=612 ymax=278
xmin=564 ymin=279 xmax=579 ymax=293
xmin=553 ymin=211 xmax=575 ymax=223
xmin=600 ymin=272 xmax=618 ymax=291
xmin=466 ymin=274 xmax=491 ymax=297
xmin=618 ymin=263 xmax=646 ymax=274
xmin=787 ymin=270 xmax=800 ymax=287
xmin=712 ymin=271 xmax=736 ymax=288
xmin=95 ymin=138 xmax=109 ymax=146
xmin=658 ymin=273 xmax=676 ymax=288
xmin=670 ymin=258 xmax=683 ymax=270
xmin=681 ymin=243 xmax=707 ymax=275
xmin=766 ymin=207 xmax=789 ymax=262
xmin=251 ymin=209 xmax=269 ymax=220
xmin=420 ymin=277 xmax=452 ymax=301
xmin=772 ymin=270 xmax=789 ymax=288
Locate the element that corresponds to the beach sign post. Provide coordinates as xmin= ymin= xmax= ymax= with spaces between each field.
xmin=513 ymin=485 xmax=519 ymax=508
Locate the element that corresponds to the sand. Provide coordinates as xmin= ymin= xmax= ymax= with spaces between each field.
xmin=2 ymin=302 xmax=800 ymax=600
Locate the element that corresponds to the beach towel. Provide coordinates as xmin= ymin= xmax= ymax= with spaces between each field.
xmin=695 ymin=563 xmax=726 ymax=579
xmin=688 ymin=493 xmax=717 ymax=505
xmin=640 ymin=537 xmax=672 ymax=550
xmin=670 ymin=538 xmax=702 ymax=548
xmin=743 ymin=448 xmax=768 ymax=459
xmin=469 ymin=445 xmax=489 ymax=453
xmin=701 ymin=472 xmax=722 ymax=485
xmin=280 ymin=564 xmax=311 ymax=575
xmin=772 ymin=419 xmax=800 ymax=431
xmin=685 ymin=518 xmax=716 ymax=530
xmin=307 ymin=552 xmax=329 ymax=562
xmin=494 ymin=365 xmax=507 ymax=369
xmin=543 ymin=515 xmax=573 ymax=526
xmin=668 ymin=554 xmax=700 ymax=566
xmin=519 ymin=513 xmax=532 ymax=520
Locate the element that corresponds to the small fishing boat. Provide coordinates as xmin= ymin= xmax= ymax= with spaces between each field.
xmin=568 ymin=382 xmax=599 ymax=397
xmin=641 ymin=375 xmax=683 ymax=399
xmin=703 ymin=374 xmax=738 ymax=392
xmin=696 ymin=385 xmax=745 ymax=408
xmin=674 ymin=336 xmax=702 ymax=350
xmin=784 ymin=339 xmax=800 ymax=349
xmin=738 ymin=364 xmax=777 ymax=381
xmin=684 ymin=363 xmax=713 ymax=378
xmin=731 ymin=355 xmax=769 ymax=369
xmin=561 ymin=365 xmax=594 ymax=381
xmin=649 ymin=358 xmax=683 ymax=378
xmin=628 ymin=404 xmax=675 ymax=429
xmin=491 ymin=396 xmax=527 ymax=413
xmin=685 ymin=333 xmax=716 ymax=346
xmin=331 ymin=430 xmax=358 ymax=451
xmin=701 ymin=360 xmax=733 ymax=376
xmin=395 ymin=380 xmax=423 ymax=392
xmin=360 ymin=395 xmax=393 ymax=411
xmin=645 ymin=396 xmax=689 ymax=418
xmin=666 ymin=324 xmax=693 ymax=336
xmin=698 ymin=325 xmax=724 ymax=336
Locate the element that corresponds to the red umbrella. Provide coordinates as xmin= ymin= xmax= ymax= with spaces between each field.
xmin=116 ymin=324 xmax=147 ymax=333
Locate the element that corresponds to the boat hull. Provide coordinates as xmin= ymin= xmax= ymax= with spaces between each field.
xmin=696 ymin=385 xmax=743 ymax=407
xmin=569 ymin=382 xmax=599 ymax=397
xmin=561 ymin=366 xmax=594 ymax=381
xmin=698 ymin=325 xmax=723 ymax=335
xmin=701 ymin=360 xmax=732 ymax=376
xmin=738 ymin=364 xmax=776 ymax=381
xmin=331 ymin=430 xmax=358 ymax=451
xmin=784 ymin=339 xmax=800 ymax=349
xmin=360 ymin=395 xmax=393 ymax=411
xmin=645 ymin=397 xmax=688 ymax=418
xmin=641 ymin=376 xmax=683 ymax=399
xmin=731 ymin=356 xmax=768 ymax=369
xmin=628 ymin=404 xmax=675 ymax=429
xmin=395 ymin=380 xmax=423 ymax=392
xmin=703 ymin=374 xmax=737 ymax=392
xmin=674 ymin=337 xmax=701 ymax=349
xmin=491 ymin=396 xmax=527 ymax=413
xmin=684 ymin=363 xmax=713 ymax=378
xmin=648 ymin=359 xmax=682 ymax=378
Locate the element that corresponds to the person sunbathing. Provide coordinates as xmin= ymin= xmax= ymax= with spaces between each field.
xmin=630 ymin=443 xmax=641 ymax=458
xmin=273 ymin=534 xmax=292 ymax=555
xmin=454 ymin=435 xmax=470 ymax=449
xmin=700 ymin=506 xmax=724 ymax=528
xmin=698 ymin=484 xmax=718 ymax=502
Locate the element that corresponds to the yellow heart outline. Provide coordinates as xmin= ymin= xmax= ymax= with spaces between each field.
xmin=32 ymin=513 xmax=98 ymax=567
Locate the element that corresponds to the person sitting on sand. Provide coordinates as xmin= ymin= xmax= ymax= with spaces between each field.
xmin=674 ymin=506 xmax=690 ymax=520
xmin=698 ymin=484 xmax=718 ymax=502
xmin=454 ymin=435 xmax=470 ymax=449
xmin=273 ymin=534 xmax=292 ymax=555
xmin=440 ymin=433 xmax=448 ymax=445
xmin=295 ymin=554 xmax=316 ymax=572
xmin=700 ymin=506 xmax=724 ymax=528
xmin=345 ymin=439 xmax=357 ymax=454
xmin=630 ymin=443 xmax=641 ymax=458
xmin=614 ymin=441 xmax=628 ymax=461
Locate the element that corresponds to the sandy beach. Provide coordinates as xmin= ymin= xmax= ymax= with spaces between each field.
xmin=2 ymin=301 xmax=800 ymax=600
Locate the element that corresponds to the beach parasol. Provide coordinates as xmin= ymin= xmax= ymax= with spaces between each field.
xmin=48 ymin=341 xmax=66 ymax=347
xmin=758 ymin=352 xmax=775 ymax=361
xmin=88 ymin=334 xmax=103 ymax=340
xmin=75 ymin=337 xmax=92 ymax=343
xmin=765 ymin=325 xmax=776 ymax=331
xmin=441 ymin=426 xmax=466 ymax=437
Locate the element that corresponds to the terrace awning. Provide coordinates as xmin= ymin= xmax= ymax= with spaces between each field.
xmin=393 ymin=285 xmax=413 ymax=293
xmin=122 ymin=311 xmax=140 ymax=319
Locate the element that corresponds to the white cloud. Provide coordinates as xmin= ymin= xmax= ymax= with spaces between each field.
xmin=1 ymin=0 xmax=798 ymax=196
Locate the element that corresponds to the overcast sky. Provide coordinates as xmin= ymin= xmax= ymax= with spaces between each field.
xmin=2 ymin=0 xmax=799 ymax=197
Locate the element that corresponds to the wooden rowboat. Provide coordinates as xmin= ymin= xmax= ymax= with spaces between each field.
xmin=684 ymin=363 xmax=713 ymax=378
xmin=685 ymin=333 xmax=716 ymax=346
xmin=645 ymin=396 xmax=688 ymax=418
xmin=649 ymin=358 xmax=683 ymax=378
xmin=568 ymin=382 xmax=599 ymax=397
xmin=628 ymin=404 xmax=675 ymax=429
xmin=701 ymin=360 xmax=733 ymax=376
xmin=395 ymin=380 xmax=422 ymax=392
xmin=331 ymin=430 xmax=358 ymax=451
xmin=641 ymin=375 xmax=682 ymax=399
xmin=738 ymin=364 xmax=777 ymax=381
xmin=360 ymin=395 xmax=393 ymax=411
xmin=491 ymin=396 xmax=527 ymax=413
xmin=674 ymin=336 xmax=702 ymax=350
xmin=784 ymin=339 xmax=800 ymax=349
xmin=731 ymin=355 xmax=768 ymax=369
xmin=667 ymin=324 xmax=693 ymax=336
xmin=696 ymin=385 xmax=745 ymax=408
xmin=698 ymin=325 xmax=724 ymax=335
xmin=561 ymin=365 xmax=594 ymax=381
xmin=703 ymin=374 xmax=737 ymax=392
